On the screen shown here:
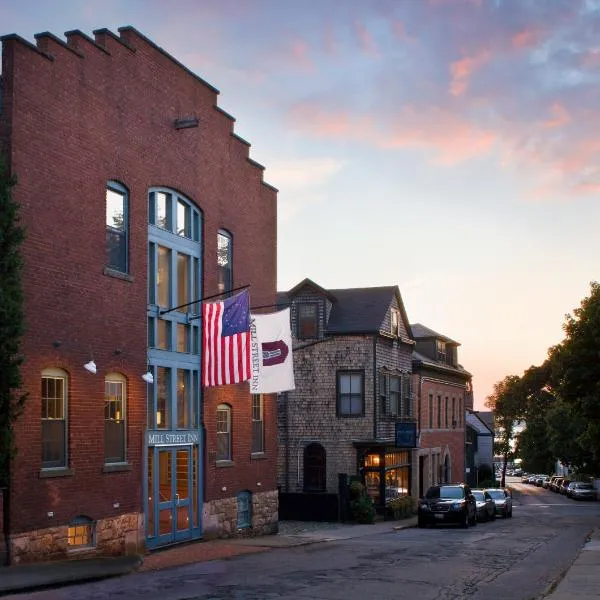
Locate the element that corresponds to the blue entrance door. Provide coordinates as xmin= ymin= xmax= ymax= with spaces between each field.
xmin=156 ymin=446 xmax=192 ymax=545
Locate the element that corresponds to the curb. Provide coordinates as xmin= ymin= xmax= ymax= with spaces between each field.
xmin=0 ymin=554 xmax=143 ymax=597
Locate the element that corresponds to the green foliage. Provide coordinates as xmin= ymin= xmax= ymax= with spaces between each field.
xmin=386 ymin=496 xmax=417 ymax=520
xmin=348 ymin=481 xmax=376 ymax=524
xmin=0 ymin=156 xmax=27 ymax=487
xmin=486 ymin=375 xmax=525 ymax=486
xmin=494 ymin=282 xmax=600 ymax=478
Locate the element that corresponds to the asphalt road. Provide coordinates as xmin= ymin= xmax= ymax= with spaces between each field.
xmin=11 ymin=477 xmax=600 ymax=600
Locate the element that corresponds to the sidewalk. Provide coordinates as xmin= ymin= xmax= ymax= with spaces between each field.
xmin=0 ymin=518 xmax=416 ymax=596
xmin=544 ymin=526 xmax=600 ymax=599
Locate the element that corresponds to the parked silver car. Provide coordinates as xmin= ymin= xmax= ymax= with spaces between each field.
xmin=485 ymin=487 xmax=513 ymax=518
xmin=567 ymin=482 xmax=597 ymax=501
xmin=472 ymin=489 xmax=496 ymax=521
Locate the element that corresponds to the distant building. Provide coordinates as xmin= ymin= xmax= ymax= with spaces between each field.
xmin=465 ymin=411 xmax=495 ymax=486
xmin=411 ymin=324 xmax=472 ymax=496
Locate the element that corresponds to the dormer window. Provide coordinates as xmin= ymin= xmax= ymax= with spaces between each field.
xmin=391 ymin=309 xmax=400 ymax=336
xmin=437 ymin=340 xmax=446 ymax=363
xmin=297 ymin=303 xmax=318 ymax=339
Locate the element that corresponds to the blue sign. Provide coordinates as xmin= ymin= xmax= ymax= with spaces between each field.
xmin=395 ymin=422 xmax=417 ymax=448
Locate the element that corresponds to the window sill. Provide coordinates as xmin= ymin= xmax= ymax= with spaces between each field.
xmin=251 ymin=452 xmax=266 ymax=460
xmin=103 ymin=267 xmax=134 ymax=282
xmin=102 ymin=463 xmax=132 ymax=473
xmin=216 ymin=460 xmax=234 ymax=468
xmin=39 ymin=467 xmax=73 ymax=479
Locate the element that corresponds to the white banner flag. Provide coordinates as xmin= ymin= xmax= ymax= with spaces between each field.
xmin=250 ymin=308 xmax=295 ymax=394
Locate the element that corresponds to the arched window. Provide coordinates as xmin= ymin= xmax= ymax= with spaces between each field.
xmin=216 ymin=404 xmax=232 ymax=462
xmin=41 ymin=368 xmax=68 ymax=469
xmin=104 ymin=372 xmax=126 ymax=464
xmin=444 ymin=454 xmax=451 ymax=483
xmin=237 ymin=490 xmax=252 ymax=529
xmin=217 ymin=229 xmax=232 ymax=294
xmin=303 ymin=443 xmax=326 ymax=492
xmin=68 ymin=515 xmax=95 ymax=548
xmin=106 ymin=180 xmax=129 ymax=273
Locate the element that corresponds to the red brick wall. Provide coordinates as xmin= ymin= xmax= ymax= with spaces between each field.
xmin=2 ymin=27 xmax=277 ymax=535
xmin=417 ymin=378 xmax=467 ymax=482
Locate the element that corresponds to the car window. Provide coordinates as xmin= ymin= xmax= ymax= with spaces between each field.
xmin=486 ymin=490 xmax=505 ymax=500
xmin=425 ymin=487 xmax=440 ymax=499
xmin=433 ymin=486 xmax=465 ymax=499
xmin=472 ymin=491 xmax=484 ymax=501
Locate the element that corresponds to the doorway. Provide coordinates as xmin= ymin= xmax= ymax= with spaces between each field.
xmin=147 ymin=445 xmax=199 ymax=547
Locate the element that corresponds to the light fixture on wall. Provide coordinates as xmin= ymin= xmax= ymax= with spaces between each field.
xmin=142 ymin=371 xmax=154 ymax=384
xmin=83 ymin=360 xmax=97 ymax=374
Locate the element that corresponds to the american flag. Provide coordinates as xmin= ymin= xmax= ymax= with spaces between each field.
xmin=202 ymin=290 xmax=251 ymax=387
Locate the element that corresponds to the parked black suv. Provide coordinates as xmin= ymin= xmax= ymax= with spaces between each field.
xmin=418 ymin=483 xmax=477 ymax=528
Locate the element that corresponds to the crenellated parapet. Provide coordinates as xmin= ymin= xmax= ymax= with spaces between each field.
xmin=0 ymin=25 xmax=277 ymax=192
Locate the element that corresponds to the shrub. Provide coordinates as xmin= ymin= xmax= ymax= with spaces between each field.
xmin=387 ymin=496 xmax=417 ymax=520
xmin=349 ymin=494 xmax=376 ymax=524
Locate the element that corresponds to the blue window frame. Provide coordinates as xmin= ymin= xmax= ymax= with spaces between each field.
xmin=237 ymin=491 xmax=252 ymax=529
xmin=106 ymin=181 xmax=129 ymax=273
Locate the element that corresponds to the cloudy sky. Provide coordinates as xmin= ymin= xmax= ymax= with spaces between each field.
xmin=2 ymin=0 xmax=599 ymax=408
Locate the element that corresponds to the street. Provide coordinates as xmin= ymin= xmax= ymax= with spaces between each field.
xmin=8 ymin=478 xmax=600 ymax=600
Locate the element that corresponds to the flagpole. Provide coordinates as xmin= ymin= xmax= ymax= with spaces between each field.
xmin=159 ymin=284 xmax=250 ymax=315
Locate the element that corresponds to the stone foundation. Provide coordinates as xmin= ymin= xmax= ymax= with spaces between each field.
xmin=202 ymin=489 xmax=278 ymax=540
xmin=9 ymin=512 xmax=144 ymax=565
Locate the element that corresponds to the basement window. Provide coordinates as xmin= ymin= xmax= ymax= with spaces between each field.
xmin=68 ymin=516 xmax=95 ymax=548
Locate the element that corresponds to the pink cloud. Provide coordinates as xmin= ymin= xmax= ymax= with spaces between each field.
xmin=287 ymin=38 xmax=314 ymax=71
xmin=449 ymin=50 xmax=490 ymax=96
xmin=543 ymin=103 xmax=571 ymax=128
xmin=288 ymin=103 xmax=496 ymax=164
xmin=354 ymin=20 xmax=379 ymax=57
xmin=511 ymin=29 xmax=539 ymax=49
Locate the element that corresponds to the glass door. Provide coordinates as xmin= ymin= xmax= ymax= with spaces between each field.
xmin=155 ymin=446 xmax=192 ymax=545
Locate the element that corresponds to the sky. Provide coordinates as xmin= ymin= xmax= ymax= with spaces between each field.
xmin=2 ymin=0 xmax=599 ymax=409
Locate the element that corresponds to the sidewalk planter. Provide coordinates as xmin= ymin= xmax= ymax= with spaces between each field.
xmin=385 ymin=496 xmax=417 ymax=521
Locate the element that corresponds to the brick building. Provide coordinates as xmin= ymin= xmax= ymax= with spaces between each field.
xmin=277 ymin=279 xmax=417 ymax=518
xmin=0 ymin=26 xmax=277 ymax=564
xmin=411 ymin=324 xmax=473 ymax=497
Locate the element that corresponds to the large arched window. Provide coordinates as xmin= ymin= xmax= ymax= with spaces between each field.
xmin=41 ymin=367 xmax=68 ymax=469
xmin=443 ymin=454 xmax=451 ymax=483
xmin=216 ymin=404 xmax=232 ymax=462
xmin=303 ymin=443 xmax=326 ymax=492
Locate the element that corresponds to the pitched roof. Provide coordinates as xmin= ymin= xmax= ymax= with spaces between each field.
xmin=412 ymin=350 xmax=472 ymax=377
xmin=475 ymin=411 xmax=495 ymax=433
xmin=326 ymin=286 xmax=399 ymax=334
xmin=410 ymin=323 xmax=459 ymax=345
xmin=280 ymin=279 xmax=412 ymax=337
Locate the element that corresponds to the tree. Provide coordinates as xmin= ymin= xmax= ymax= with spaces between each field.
xmin=486 ymin=375 xmax=525 ymax=487
xmin=550 ymin=282 xmax=600 ymax=474
xmin=0 ymin=156 xmax=27 ymax=564
xmin=514 ymin=363 xmax=556 ymax=474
